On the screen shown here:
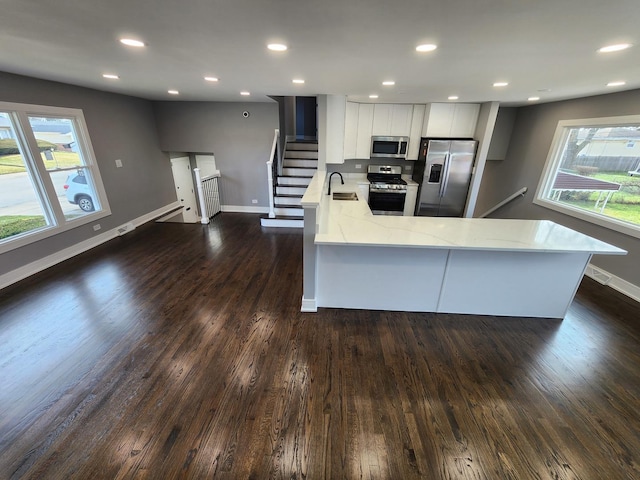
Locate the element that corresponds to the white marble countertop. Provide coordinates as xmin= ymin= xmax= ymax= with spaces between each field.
xmin=308 ymin=176 xmax=626 ymax=255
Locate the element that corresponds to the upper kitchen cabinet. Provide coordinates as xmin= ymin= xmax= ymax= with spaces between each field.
xmin=372 ymin=104 xmax=413 ymax=136
xmin=408 ymin=105 xmax=425 ymax=160
xmin=356 ymin=104 xmax=374 ymax=159
xmin=325 ymin=94 xmax=346 ymax=164
xmin=423 ymin=103 xmax=480 ymax=138
xmin=344 ymin=101 xmax=359 ymax=159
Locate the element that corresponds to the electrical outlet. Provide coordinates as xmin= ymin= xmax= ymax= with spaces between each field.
xmin=404 ymin=165 xmax=411 ymax=171
xmin=252 ymin=199 xmax=258 ymax=204
xmin=93 ymin=224 xmax=101 ymax=231
xmin=355 ymin=164 xmax=362 ymax=169
xmin=115 ymin=159 xmax=123 ymax=168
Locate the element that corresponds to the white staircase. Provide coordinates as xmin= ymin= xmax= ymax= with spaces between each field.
xmin=261 ymin=140 xmax=317 ymax=228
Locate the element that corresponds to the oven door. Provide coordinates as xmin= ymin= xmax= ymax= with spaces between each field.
xmin=368 ymin=188 xmax=406 ymax=215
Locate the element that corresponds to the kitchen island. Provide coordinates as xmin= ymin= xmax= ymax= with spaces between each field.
xmin=301 ymin=172 xmax=626 ymax=318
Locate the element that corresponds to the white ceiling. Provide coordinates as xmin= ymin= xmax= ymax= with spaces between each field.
xmin=1 ymin=0 xmax=639 ymax=106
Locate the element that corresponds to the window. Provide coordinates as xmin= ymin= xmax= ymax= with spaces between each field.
xmin=534 ymin=115 xmax=640 ymax=239
xmin=0 ymin=102 xmax=110 ymax=253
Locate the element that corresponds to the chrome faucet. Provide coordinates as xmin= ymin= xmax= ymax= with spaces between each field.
xmin=327 ymin=172 xmax=344 ymax=195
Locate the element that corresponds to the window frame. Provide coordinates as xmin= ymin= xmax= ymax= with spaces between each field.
xmin=0 ymin=101 xmax=111 ymax=254
xmin=534 ymin=114 xmax=640 ymax=240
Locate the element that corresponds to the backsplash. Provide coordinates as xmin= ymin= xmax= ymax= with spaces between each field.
xmin=327 ymin=158 xmax=413 ymax=175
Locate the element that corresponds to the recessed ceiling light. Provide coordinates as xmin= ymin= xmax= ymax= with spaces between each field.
xmin=493 ymin=82 xmax=509 ymax=87
xmin=528 ymin=96 xmax=540 ymax=101
xmin=416 ymin=44 xmax=437 ymax=52
xmin=292 ymin=79 xmax=305 ymax=84
xmin=598 ymin=43 xmax=632 ymax=53
xmin=607 ymin=81 xmax=626 ymax=87
xmin=120 ymin=38 xmax=145 ymax=47
xmin=382 ymin=81 xmax=395 ymax=86
xmin=448 ymin=95 xmax=459 ymax=100
xmin=240 ymin=91 xmax=251 ymax=96
xmin=102 ymin=74 xmax=119 ymax=80
xmin=168 ymin=90 xmax=179 ymax=95
xmin=204 ymin=76 xmax=219 ymax=82
xmin=267 ymin=43 xmax=287 ymax=51
xmin=369 ymin=94 xmax=379 ymax=99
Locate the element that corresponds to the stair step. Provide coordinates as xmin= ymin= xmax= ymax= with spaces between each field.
xmin=286 ymin=142 xmax=318 ymax=151
xmin=276 ymin=185 xmax=307 ymax=195
xmin=275 ymin=206 xmax=303 ymax=216
xmin=284 ymin=151 xmax=318 ymax=160
xmin=277 ymin=176 xmax=312 ymax=186
xmin=260 ymin=216 xmax=304 ymax=228
xmin=282 ymin=167 xmax=317 ymax=177
xmin=275 ymin=195 xmax=302 ymax=206
xmin=283 ymin=158 xmax=318 ymax=168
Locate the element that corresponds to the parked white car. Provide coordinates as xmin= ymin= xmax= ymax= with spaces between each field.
xmin=64 ymin=171 xmax=95 ymax=212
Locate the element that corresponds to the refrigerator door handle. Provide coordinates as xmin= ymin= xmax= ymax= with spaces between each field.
xmin=439 ymin=153 xmax=450 ymax=197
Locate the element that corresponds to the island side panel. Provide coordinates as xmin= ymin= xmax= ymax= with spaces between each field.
xmin=316 ymin=245 xmax=448 ymax=311
xmin=437 ymin=250 xmax=592 ymax=318
xmin=302 ymin=206 xmax=318 ymax=312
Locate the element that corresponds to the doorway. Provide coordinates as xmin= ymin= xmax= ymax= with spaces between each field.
xmin=296 ymin=96 xmax=317 ymax=140
xmin=170 ymin=157 xmax=199 ymax=223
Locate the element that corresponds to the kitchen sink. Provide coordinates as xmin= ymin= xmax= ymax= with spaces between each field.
xmin=332 ymin=192 xmax=358 ymax=201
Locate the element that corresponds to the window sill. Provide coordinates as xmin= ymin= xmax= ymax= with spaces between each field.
xmin=533 ymin=198 xmax=640 ymax=240
xmin=0 ymin=208 xmax=111 ymax=256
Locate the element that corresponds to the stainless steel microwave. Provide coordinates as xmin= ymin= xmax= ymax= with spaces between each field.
xmin=370 ymin=136 xmax=409 ymax=159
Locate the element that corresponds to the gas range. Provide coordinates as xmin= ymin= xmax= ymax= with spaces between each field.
xmin=367 ymin=165 xmax=407 ymax=215
xmin=367 ymin=165 xmax=407 ymax=192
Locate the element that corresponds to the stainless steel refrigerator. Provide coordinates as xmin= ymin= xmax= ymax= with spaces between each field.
xmin=412 ymin=138 xmax=477 ymax=217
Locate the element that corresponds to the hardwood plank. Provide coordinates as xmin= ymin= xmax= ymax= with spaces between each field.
xmin=0 ymin=213 xmax=639 ymax=479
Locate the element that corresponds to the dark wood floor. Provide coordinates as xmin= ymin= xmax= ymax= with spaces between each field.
xmin=1 ymin=213 xmax=639 ymax=479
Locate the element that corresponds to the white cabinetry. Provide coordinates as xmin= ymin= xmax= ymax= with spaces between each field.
xmin=371 ymin=104 xmax=392 ymax=135
xmin=343 ymin=102 xmax=478 ymax=161
xmin=408 ymin=105 xmax=425 ymax=160
xmin=344 ymin=101 xmax=358 ymax=159
xmin=372 ymin=104 xmax=413 ymax=136
xmin=326 ymin=95 xmax=346 ymax=164
xmin=357 ymin=182 xmax=369 ymax=204
xmin=423 ymin=103 xmax=480 ymax=138
xmin=390 ymin=104 xmax=413 ymax=136
xmin=356 ymin=104 xmax=374 ymax=159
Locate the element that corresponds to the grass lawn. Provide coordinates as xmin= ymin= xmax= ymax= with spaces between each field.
xmin=0 ymin=152 xmax=83 ymax=175
xmin=0 ymin=215 xmax=47 ymax=240
xmin=555 ymin=171 xmax=640 ymax=225
xmin=562 ymin=200 xmax=640 ymax=225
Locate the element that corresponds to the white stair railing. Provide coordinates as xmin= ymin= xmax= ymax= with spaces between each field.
xmin=479 ymin=187 xmax=528 ymax=218
xmin=266 ymin=129 xmax=279 ymax=219
xmin=194 ymin=168 xmax=209 ymax=224
xmin=194 ymin=168 xmax=221 ymax=224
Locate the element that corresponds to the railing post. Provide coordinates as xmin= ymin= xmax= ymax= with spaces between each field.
xmin=194 ymin=168 xmax=210 ymax=224
xmin=265 ymin=129 xmax=279 ymax=220
xmin=267 ymin=161 xmax=276 ymax=218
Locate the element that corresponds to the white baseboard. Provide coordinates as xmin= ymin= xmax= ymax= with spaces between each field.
xmin=301 ymin=297 xmax=317 ymax=312
xmin=585 ymin=263 xmax=640 ymax=303
xmin=0 ymin=202 xmax=180 ymax=291
xmin=221 ymin=205 xmax=269 ymax=214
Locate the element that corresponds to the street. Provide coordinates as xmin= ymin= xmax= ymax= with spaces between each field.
xmin=0 ymin=171 xmax=83 ymax=217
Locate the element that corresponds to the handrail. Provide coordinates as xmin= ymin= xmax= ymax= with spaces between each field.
xmin=479 ymin=187 xmax=528 ymax=218
xmin=266 ymin=129 xmax=279 ymax=219
xmin=194 ymin=168 xmax=210 ymax=225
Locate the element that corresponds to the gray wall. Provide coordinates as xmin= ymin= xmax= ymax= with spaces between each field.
xmin=0 ymin=71 xmax=175 ymax=275
xmin=476 ymin=88 xmax=640 ymax=287
xmin=153 ymin=101 xmax=278 ymax=208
